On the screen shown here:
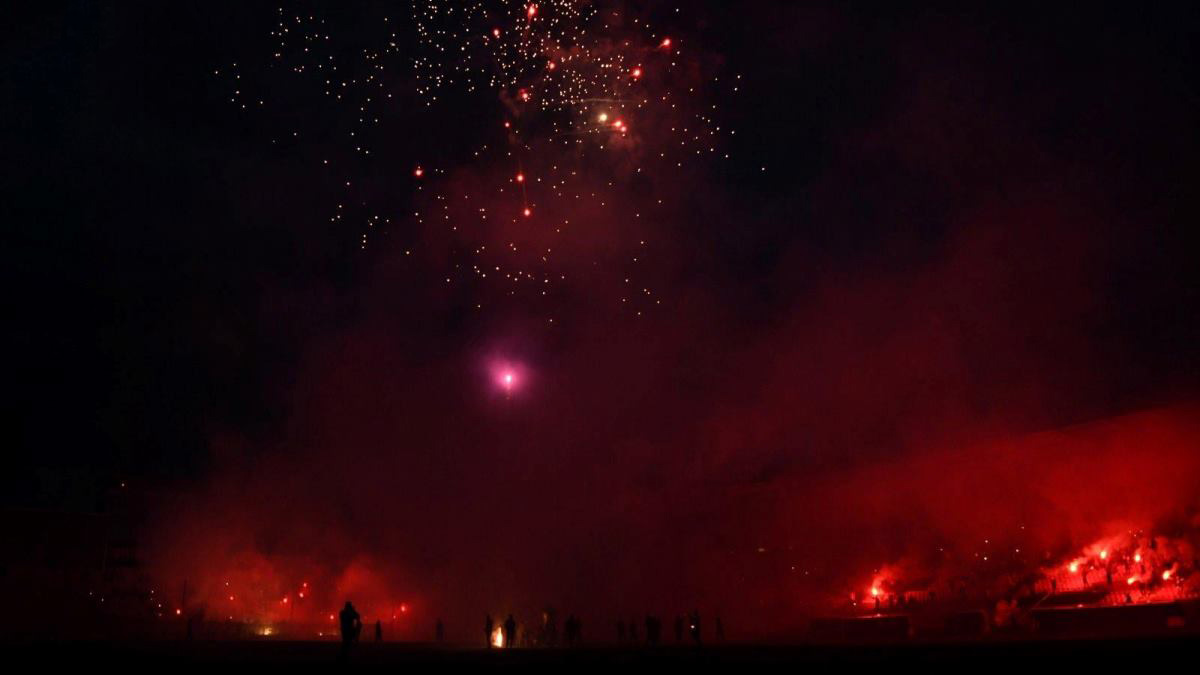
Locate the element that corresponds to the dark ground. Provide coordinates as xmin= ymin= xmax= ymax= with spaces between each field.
xmin=18 ymin=636 xmax=1200 ymax=668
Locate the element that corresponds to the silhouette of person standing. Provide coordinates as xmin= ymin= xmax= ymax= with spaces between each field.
xmin=338 ymin=601 xmax=362 ymax=662
xmin=689 ymin=609 xmax=701 ymax=645
xmin=565 ymin=615 xmax=574 ymax=644
xmin=485 ymin=614 xmax=495 ymax=648
xmin=436 ymin=618 xmax=444 ymax=642
xmin=503 ymin=614 xmax=517 ymax=648
xmin=715 ymin=615 xmax=724 ymax=641
xmin=645 ymin=615 xmax=660 ymax=645
xmin=374 ymin=619 xmax=382 ymax=642
xmin=564 ymin=614 xmax=582 ymax=645
xmin=674 ymin=615 xmax=684 ymax=642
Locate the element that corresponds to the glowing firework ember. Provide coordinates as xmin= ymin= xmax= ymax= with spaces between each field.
xmin=490 ymin=360 xmax=526 ymax=396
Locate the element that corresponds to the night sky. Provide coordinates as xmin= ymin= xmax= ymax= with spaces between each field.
xmin=7 ymin=1 xmax=1200 ymax=638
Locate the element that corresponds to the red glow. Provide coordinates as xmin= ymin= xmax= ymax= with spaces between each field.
xmin=527 ymin=4 xmax=537 ymax=19
xmin=660 ymin=37 xmax=672 ymax=48
xmin=413 ymin=167 xmax=423 ymax=178
xmin=523 ymin=207 xmax=532 ymax=217
xmin=515 ymin=173 xmax=525 ymax=183
xmin=631 ymin=67 xmax=642 ymax=79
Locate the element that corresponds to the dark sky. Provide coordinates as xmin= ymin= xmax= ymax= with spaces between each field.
xmin=6 ymin=1 xmax=1200 ymax=636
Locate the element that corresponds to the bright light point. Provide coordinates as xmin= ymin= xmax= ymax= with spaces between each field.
xmin=414 ymin=167 xmax=424 ymax=177
xmin=660 ymin=37 xmax=672 ymax=48
xmin=1127 ymin=576 xmax=1137 ymax=585
xmin=1100 ymin=550 xmax=1108 ymax=560
xmin=516 ymin=173 xmax=525 ymax=182
xmin=527 ymin=4 xmax=537 ymax=19
xmin=1068 ymin=562 xmax=1079 ymax=573
xmin=492 ymin=28 xmax=501 ymax=38
xmin=401 ymin=603 xmax=408 ymax=613
xmin=631 ymin=67 xmax=642 ymax=79
xmin=1163 ymin=570 xmax=1172 ymax=580
xmin=547 ymin=61 xmax=556 ymax=70
xmin=523 ymin=207 xmax=532 ymax=217
xmin=491 ymin=361 xmax=526 ymax=395
xmin=1134 ymin=553 xmax=1141 ymax=562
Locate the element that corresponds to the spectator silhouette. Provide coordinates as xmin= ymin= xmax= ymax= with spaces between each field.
xmin=674 ymin=615 xmax=683 ymax=642
xmin=543 ymin=607 xmax=559 ymax=647
xmin=689 ymin=610 xmax=701 ymax=645
xmin=715 ymin=615 xmax=724 ymax=641
xmin=645 ymin=615 xmax=661 ymax=645
xmin=338 ymin=601 xmax=362 ymax=662
xmin=564 ymin=614 xmax=582 ymax=645
xmin=435 ymin=618 xmax=444 ymax=642
xmin=485 ymin=614 xmax=494 ymax=648
xmin=374 ymin=619 xmax=382 ymax=642
xmin=503 ymin=614 xmax=517 ymax=648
